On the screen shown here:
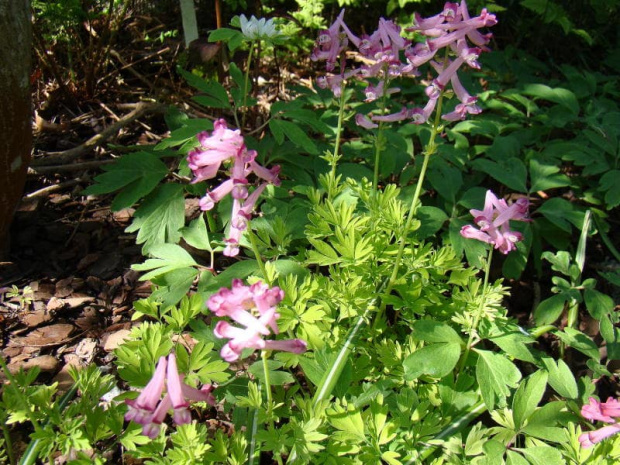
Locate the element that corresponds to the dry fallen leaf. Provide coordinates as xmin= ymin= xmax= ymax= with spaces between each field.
xmin=18 ymin=323 xmax=75 ymax=346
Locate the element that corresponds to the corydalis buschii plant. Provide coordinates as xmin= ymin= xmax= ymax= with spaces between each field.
xmin=125 ymin=353 xmax=216 ymax=438
xmin=310 ymin=1 xmax=497 ymax=125
xmin=208 ymin=279 xmax=307 ymax=362
xmin=580 ymin=397 xmax=620 ymax=448
xmin=460 ymin=190 xmax=529 ymax=254
xmin=187 ymin=119 xmax=280 ymax=256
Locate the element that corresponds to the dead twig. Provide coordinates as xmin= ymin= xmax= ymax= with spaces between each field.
xmin=31 ymin=101 xmax=166 ymax=167
xmin=23 ymin=176 xmax=90 ymax=200
xmin=28 ymin=159 xmax=117 ymax=175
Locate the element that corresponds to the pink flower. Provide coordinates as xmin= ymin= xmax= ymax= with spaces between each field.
xmin=311 ymin=9 xmax=350 ymax=72
xmin=582 ymin=397 xmax=620 ymax=423
xmin=125 ymin=356 xmax=168 ymax=425
xmin=207 ymin=280 xmax=307 ymax=362
xmin=579 ymin=424 xmax=620 ymax=448
xmin=404 ymin=1 xmax=496 ymax=124
xmin=125 ymin=353 xmax=216 ymax=439
xmin=460 ymin=190 xmax=529 ymax=254
xmin=579 ymin=397 xmax=620 ymax=448
xmin=188 ymin=119 xmax=280 ymax=257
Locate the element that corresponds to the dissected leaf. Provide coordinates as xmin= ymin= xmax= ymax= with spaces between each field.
xmin=125 ymin=184 xmax=186 ymax=253
xmin=82 ymin=152 xmax=169 ymax=211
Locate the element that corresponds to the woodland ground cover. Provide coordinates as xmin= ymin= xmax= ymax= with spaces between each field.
xmin=1 ymin=1 xmax=620 ymax=464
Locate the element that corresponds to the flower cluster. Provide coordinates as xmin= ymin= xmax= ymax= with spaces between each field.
xmin=310 ymin=1 xmax=497 ymax=126
xmin=579 ymin=397 xmax=620 ymax=448
xmin=207 ymin=279 xmax=307 ymax=362
xmin=460 ymin=190 xmax=529 ymax=254
xmin=406 ymin=0 xmax=497 ymax=123
xmin=125 ymin=353 xmax=216 ymax=439
xmin=188 ymin=119 xmax=280 ymax=256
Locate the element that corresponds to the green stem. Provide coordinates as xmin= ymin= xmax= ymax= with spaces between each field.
xmin=246 ymin=226 xmax=270 ymax=285
xmin=529 ymin=325 xmax=556 ymax=339
xmin=372 ymin=91 xmax=446 ymax=329
xmin=247 ymin=389 xmax=260 ymax=465
xmin=372 ymin=121 xmax=385 ymax=192
xmin=261 ymin=350 xmax=274 ymax=425
xmin=2 ymin=421 xmax=15 ymax=465
xmin=458 ymin=246 xmax=494 ymax=375
xmin=372 ymin=82 xmax=390 ymax=192
xmin=566 ymin=299 xmax=579 ymax=329
xmin=328 ymin=85 xmax=347 ymax=199
xmin=241 ymin=40 xmax=256 ymax=129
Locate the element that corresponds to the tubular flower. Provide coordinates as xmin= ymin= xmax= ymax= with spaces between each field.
xmin=207 ymin=279 xmax=308 ymax=362
xmin=188 ymin=119 xmax=280 ymax=256
xmin=579 ymin=397 xmax=620 ymax=448
xmin=125 ymin=353 xmax=216 ymax=439
xmin=460 ymin=190 xmax=529 ymax=254
xmin=407 ymin=0 xmax=496 ymax=123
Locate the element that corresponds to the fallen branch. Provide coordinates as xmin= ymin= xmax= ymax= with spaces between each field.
xmin=31 ymin=101 xmax=166 ymax=167
xmin=23 ymin=176 xmax=90 ymax=200
xmin=28 ymin=159 xmax=116 ymax=175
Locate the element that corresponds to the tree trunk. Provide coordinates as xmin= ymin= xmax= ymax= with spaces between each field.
xmin=0 ymin=0 xmax=32 ymax=257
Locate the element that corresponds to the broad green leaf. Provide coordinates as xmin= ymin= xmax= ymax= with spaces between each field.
xmin=198 ymin=260 xmax=259 ymax=294
xmin=327 ymin=405 xmax=365 ymax=442
xmin=278 ymin=108 xmax=332 ymax=134
xmin=177 ymin=67 xmax=231 ymax=109
xmin=536 ymin=197 xmax=583 ymax=233
xmin=472 ymin=157 xmax=527 ymax=192
xmin=133 ymin=243 xmax=198 ymax=281
xmin=151 ymin=267 xmax=198 ymax=308
xmin=512 ymin=370 xmax=548 ymax=429
xmin=248 ymin=360 xmax=294 ymax=386
xmin=599 ymin=170 xmax=620 ymax=208
xmin=125 ymin=184 xmax=185 ymax=253
xmin=181 ymin=215 xmax=213 ymax=252
xmin=412 ymin=320 xmax=462 ymax=344
xmin=541 ymin=357 xmax=578 ymax=399
xmin=475 ymin=349 xmax=522 ymax=410
xmin=269 ymin=119 xmax=318 ymax=154
xmin=155 ymin=118 xmax=213 ymax=150
xmin=506 ymin=451 xmax=530 ymax=465
xmin=584 ymin=288 xmax=614 ymax=320
xmin=82 ymin=152 xmax=168 ymax=211
xmin=403 ymin=342 xmax=461 ymax=380
xmin=533 ymin=294 xmax=567 ymax=325
xmin=555 ymin=328 xmax=599 ymax=360
xmin=513 ymin=446 xmax=563 ymax=464
xmin=415 ymin=206 xmax=448 ymax=240
xmin=529 ymin=158 xmax=570 ymax=193
xmin=490 ymin=332 xmax=539 ymax=365
xmin=208 ymin=27 xmax=242 ymax=45
xmin=427 ymin=161 xmax=463 ymax=202
xmin=522 ymin=83 xmax=579 ymax=115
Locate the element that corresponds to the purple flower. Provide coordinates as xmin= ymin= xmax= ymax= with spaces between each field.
xmin=207 ymin=280 xmax=307 ymax=362
xmin=460 ymin=190 xmax=529 ymax=254
xmin=188 ymin=119 xmax=280 ymax=257
xmin=125 ymin=356 xmax=168 ymax=425
xmin=579 ymin=424 xmax=620 ymax=448
xmin=311 ymin=9 xmax=350 ymax=72
xmin=579 ymin=397 xmax=620 ymax=448
xmin=125 ymin=353 xmax=216 ymax=439
xmin=405 ymin=1 xmax=496 ymax=124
